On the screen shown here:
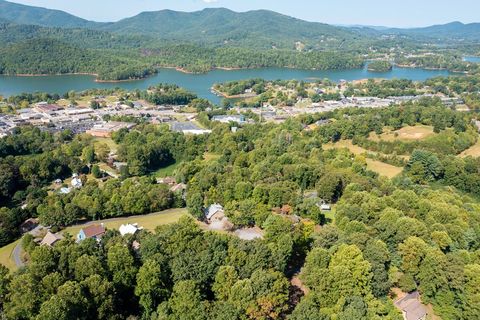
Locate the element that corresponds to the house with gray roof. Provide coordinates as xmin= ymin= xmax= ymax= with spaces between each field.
xmin=394 ymin=291 xmax=428 ymax=320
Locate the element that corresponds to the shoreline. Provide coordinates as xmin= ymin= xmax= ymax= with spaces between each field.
xmin=210 ymin=87 xmax=258 ymax=99
xmin=8 ymin=72 xmax=152 ymax=84
xmin=1 ymin=63 xmax=462 ymax=85
xmin=395 ymin=64 xmax=468 ymax=74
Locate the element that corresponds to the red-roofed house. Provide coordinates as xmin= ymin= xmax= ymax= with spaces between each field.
xmin=77 ymin=224 xmax=106 ymax=242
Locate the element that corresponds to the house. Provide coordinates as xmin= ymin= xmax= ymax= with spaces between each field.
xmin=77 ymin=224 xmax=106 ymax=242
xmin=317 ymin=200 xmax=331 ymax=211
xmin=60 ymin=187 xmax=71 ymax=194
xmin=71 ymin=176 xmax=82 ymax=189
xmin=204 ymin=203 xmax=225 ymax=223
xmin=113 ymin=162 xmax=128 ymax=171
xmin=320 ymin=203 xmax=331 ymax=211
xmin=54 ymin=179 xmax=62 ymax=185
xmin=40 ymin=232 xmax=63 ymax=247
xmin=211 ymin=115 xmax=246 ymax=124
xmin=157 ymin=176 xmax=176 ymax=186
xmin=394 ymin=291 xmax=428 ymax=320
xmin=20 ymin=218 xmax=39 ymax=233
xmin=170 ymin=183 xmax=187 ymax=193
xmin=119 ymin=223 xmax=142 ymax=236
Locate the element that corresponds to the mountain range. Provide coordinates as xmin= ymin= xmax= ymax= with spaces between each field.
xmin=0 ymin=0 xmax=100 ymax=29
xmin=384 ymin=22 xmax=480 ymax=41
xmin=0 ymin=0 xmax=478 ymax=45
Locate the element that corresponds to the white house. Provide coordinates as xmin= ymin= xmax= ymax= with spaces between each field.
xmin=71 ymin=177 xmax=82 ymax=189
xmin=204 ymin=203 xmax=225 ymax=223
xmin=60 ymin=187 xmax=71 ymax=194
xmin=119 ymin=223 xmax=142 ymax=236
xmin=318 ymin=200 xmax=331 ymax=211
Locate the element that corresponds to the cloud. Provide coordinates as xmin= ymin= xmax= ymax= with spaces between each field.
xmin=203 ymin=0 xmax=218 ymax=3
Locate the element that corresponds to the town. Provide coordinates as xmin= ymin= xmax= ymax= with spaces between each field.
xmin=0 ymin=86 xmax=466 ymax=138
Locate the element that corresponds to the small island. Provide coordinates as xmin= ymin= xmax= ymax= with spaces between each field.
xmin=367 ymin=60 xmax=393 ymax=72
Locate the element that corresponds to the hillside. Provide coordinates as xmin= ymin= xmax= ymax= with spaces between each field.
xmin=0 ymin=2 xmax=366 ymax=49
xmin=0 ymin=19 xmax=153 ymax=48
xmin=0 ymin=0 xmax=101 ymax=29
xmin=385 ymin=21 xmax=480 ymax=40
xmin=0 ymin=38 xmax=154 ymax=80
xmin=99 ymin=8 xmax=364 ymax=49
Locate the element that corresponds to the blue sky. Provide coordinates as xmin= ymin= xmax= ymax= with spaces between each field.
xmin=8 ymin=0 xmax=480 ymax=27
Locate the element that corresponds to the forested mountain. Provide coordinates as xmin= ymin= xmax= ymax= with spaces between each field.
xmin=0 ymin=20 xmax=151 ymax=48
xmin=0 ymin=0 xmax=101 ymax=29
xmin=1 ymin=0 xmax=479 ymax=45
xmin=0 ymin=38 xmax=155 ymax=81
xmin=384 ymin=21 xmax=480 ymax=40
xmin=0 ymin=1 xmax=364 ymax=49
xmin=99 ymin=8 xmax=363 ymax=49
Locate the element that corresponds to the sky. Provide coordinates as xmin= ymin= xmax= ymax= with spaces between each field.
xmin=7 ymin=0 xmax=480 ymax=28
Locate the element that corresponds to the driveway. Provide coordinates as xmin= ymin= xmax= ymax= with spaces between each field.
xmin=12 ymin=241 xmax=24 ymax=268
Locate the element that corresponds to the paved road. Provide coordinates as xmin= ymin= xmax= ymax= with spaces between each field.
xmin=12 ymin=241 xmax=24 ymax=268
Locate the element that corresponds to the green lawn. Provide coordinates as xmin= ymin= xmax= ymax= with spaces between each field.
xmin=203 ymin=152 xmax=221 ymax=162
xmin=152 ymin=161 xmax=182 ymax=178
xmin=63 ymin=208 xmax=188 ymax=236
xmin=0 ymin=240 xmax=20 ymax=271
xmin=93 ymin=137 xmax=118 ymax=153
xmin=0 ymin=208 xmax=188 ymax=271
xmin=323 ymin=209 xmax=335 ymax=224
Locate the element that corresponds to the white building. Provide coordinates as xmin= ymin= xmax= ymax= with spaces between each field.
xmin=71 ymin=176 xmax=83 ymax=189
xmin=119 ymin=223 xmax=142 ymax=236
xmin=204 ymin=203 xmax=225 ymax=223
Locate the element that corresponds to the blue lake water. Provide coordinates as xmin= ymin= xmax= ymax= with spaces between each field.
xmin=0 ymin=66 xmax=452 ymax=104
xmin=464 ymin=56 xmax=480 ymax=63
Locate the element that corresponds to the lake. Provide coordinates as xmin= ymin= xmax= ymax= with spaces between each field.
xmin=464 ymin=56 xmax=480 ymax=63
xmin=0 ymin=66 xmax=451 ymax=104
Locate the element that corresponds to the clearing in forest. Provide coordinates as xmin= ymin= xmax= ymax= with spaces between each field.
xmin=369 ymin=125 xmax=435 ymax=142
xmin=323 ymin=140 xmax=404 ymax=178
xmin=459 ymin=139 xmax=480 ymax=158
xmin=366 ymin=159 xmax=403 ymax=179
xmin=93 ymin=137 xmax=119 ymax=153
xmin=63 ymin=208 xmax=188 ymax=235
xmin=0 ymin=208 xmax=188 ymax=271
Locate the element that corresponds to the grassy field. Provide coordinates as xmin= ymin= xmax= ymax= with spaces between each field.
xmin=93 ymin=137 xmax=119 ymax=153
xmin=0 ymin=240 xmax=20 ymax=270
xmin=323 ymin=140 xmax=368 ymax=155
xmin=0 ymin=209 xmax=187 ymax=271
xmin=63 ymin=208 xmax=188 ymax=236
xmin=324 ymin=140 xmax=403 ymax=178
xmin=203 ymin=152 xmax=222 ymax=162
xmin=369 ymin=125 xmax=435 ymax=142
xmin=152 ymin=161 xmax=181 ymax=178
xmin=366 ymin=159 xmax=403 ymax=179
xmin=459 ymin=139 xmax=480 ymax=158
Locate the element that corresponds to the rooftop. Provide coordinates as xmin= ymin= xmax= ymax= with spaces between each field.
xmin=81 ymin=224 xmax=106 ymax=238
xmin=395 ymin=291 xmax=428 ymax=320
xmin=40 ymin=231 xmax=63 ymax=247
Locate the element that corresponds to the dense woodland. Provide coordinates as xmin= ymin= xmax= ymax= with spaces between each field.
xmin=0 ymin=90 xmax=479 ymax=318
xmin=0 ymin=38 xmax=365 ymax=80
xmin=367 ymin=60 xmax=393 ymax=72
xmin=1 ymin=4 xmax=480 ymax=81
xmin=395 ymin=54 xmax=480 ymax=74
